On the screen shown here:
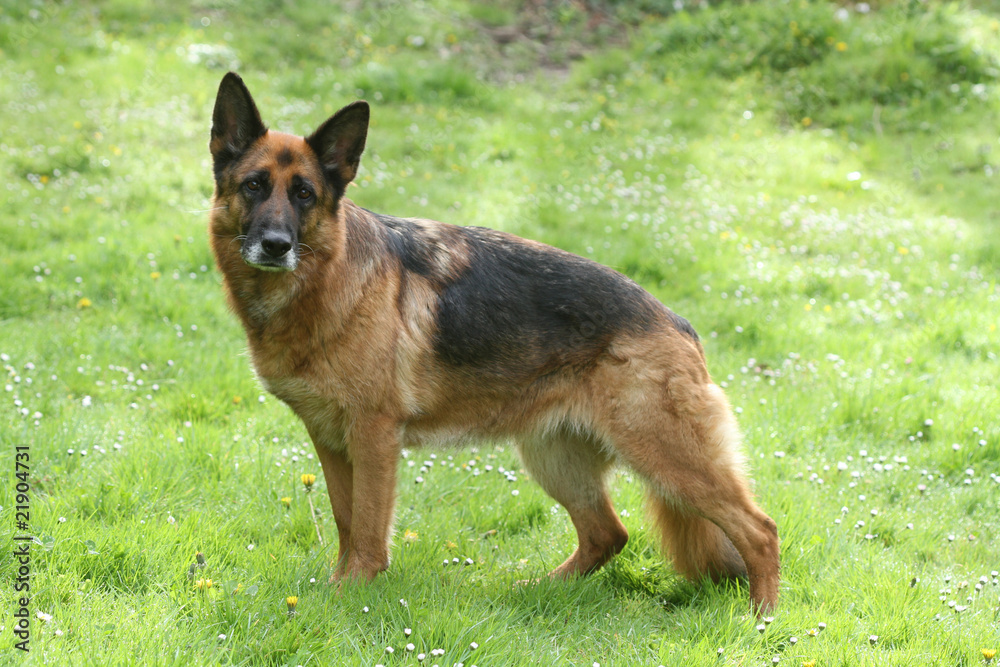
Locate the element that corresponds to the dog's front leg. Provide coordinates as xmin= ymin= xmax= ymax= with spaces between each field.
xmin=342 ymin=415 xmax=399 ymax=581
xmin=313 ymin=443 xmax=354 ymax=581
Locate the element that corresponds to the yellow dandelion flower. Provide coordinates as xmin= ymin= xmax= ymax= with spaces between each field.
xmin=281 ymin=496 xmax=292 ymax=507
xmin=77 ymin=297 xmax=92 ymax=309
xmin=73 ymin=120 xmax=82 ymax=129
xmin=802 ymin=661 xmax=816 ymax=667
xmin=898 ymin=246 xmax=910 ymax=255
xmin=804 ymin=303 xmax=813 ymax=312
xmin=150 ymin=271 xmax=161 ymax=280
xmin=403 ymin=529 xmax=419 ymax=543
xmin=823 ymin=305 xmax=832 ymax=313
xmin=286 ymin=596 xmax=298 ymax=612
xmin=62 ymin=206 xmax=70 ymax=214
xmin=836 ymin=42 xmax=848 ymax=52
xmin=232 ymin=396 xmax=242 ymax=404
xmin=983 ymin=649 xmax=996 ymax=662
xmin=301 ymin=473 xmax=317 ymax=489
xmin=801 ymin=117 xmax=813 ymax=127
xmin=40 ymin=175 xmax=48 ymax=184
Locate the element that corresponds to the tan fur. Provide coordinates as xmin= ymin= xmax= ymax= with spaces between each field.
xmin=210 ymin=112 xmax=780 ymax=613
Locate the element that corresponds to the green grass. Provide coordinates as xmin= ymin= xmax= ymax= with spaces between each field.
xmin=1 ymin=0 xmax=999 ymax=664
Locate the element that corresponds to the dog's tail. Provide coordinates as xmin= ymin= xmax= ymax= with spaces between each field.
xmin=646 ymin=494 xmax=748 ymax=583
xmin=646 ymin=382 xmax=749 ymax=583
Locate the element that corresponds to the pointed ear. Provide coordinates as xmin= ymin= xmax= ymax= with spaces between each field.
xmin=305 ymin=101 xmax=369 ymax=187
xmin=210 ymin=72 xmax=267 ymax=178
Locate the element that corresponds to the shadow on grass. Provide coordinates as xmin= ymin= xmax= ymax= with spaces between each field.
xmin=489 ymin=556 xmax=738 ymax=625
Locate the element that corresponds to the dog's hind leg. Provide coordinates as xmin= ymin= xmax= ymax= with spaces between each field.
xmin=518 ymin=429 xmax=628 ymax=577
xmin=605 ymin=382 xmax=780 ymax=613
xmin=652 ymin=477 xmax=779 ymax=614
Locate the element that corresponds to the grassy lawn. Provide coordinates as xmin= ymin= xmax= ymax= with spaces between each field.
xmin=1 ymin=0 xmax=999 ymax=664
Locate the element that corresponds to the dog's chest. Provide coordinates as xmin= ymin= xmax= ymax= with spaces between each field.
xmin=258 ymin=375 xmax=348 ymax=443
xmin=260 ymin=375 xmax=321 ymax=412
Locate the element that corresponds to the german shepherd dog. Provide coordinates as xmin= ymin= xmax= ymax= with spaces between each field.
xmin=209 ymin=72 xmax=780 ymax=612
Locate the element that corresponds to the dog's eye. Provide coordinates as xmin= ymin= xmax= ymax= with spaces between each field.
xmin=245 ymin=179 xmax=261 ymax=192
xmin=296 ymin=187 xmax=312 ymax=200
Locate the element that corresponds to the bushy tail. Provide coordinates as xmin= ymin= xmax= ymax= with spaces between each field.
xmin=647 ymin=493 xmax=748 ymax=583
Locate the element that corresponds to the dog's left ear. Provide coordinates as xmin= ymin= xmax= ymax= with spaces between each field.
xmin=211 ymin=72 xmax=267 ymax=178
xmin=306 ymin=101 xmax=369 ymax=187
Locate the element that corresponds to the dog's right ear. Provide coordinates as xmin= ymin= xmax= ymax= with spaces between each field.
xmin=210 ymin=72 xmax=267 ymax=178
xmin=306 ymin=101 xmax=370 ymax=189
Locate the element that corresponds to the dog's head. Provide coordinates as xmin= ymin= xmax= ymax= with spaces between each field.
xmin=209 ymin=72 xmax=368 ymax=272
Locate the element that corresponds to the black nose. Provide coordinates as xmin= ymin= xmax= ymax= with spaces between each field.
xmin=261 ymin=231 xmax=292 ymax=258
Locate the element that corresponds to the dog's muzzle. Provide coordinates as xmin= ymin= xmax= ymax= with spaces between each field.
xmin=241 ymin=231 xmax=298 ymax=272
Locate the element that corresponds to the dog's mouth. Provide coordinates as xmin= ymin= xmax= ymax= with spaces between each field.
xmin=243 ymin=258 xmax=297 ymax=272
